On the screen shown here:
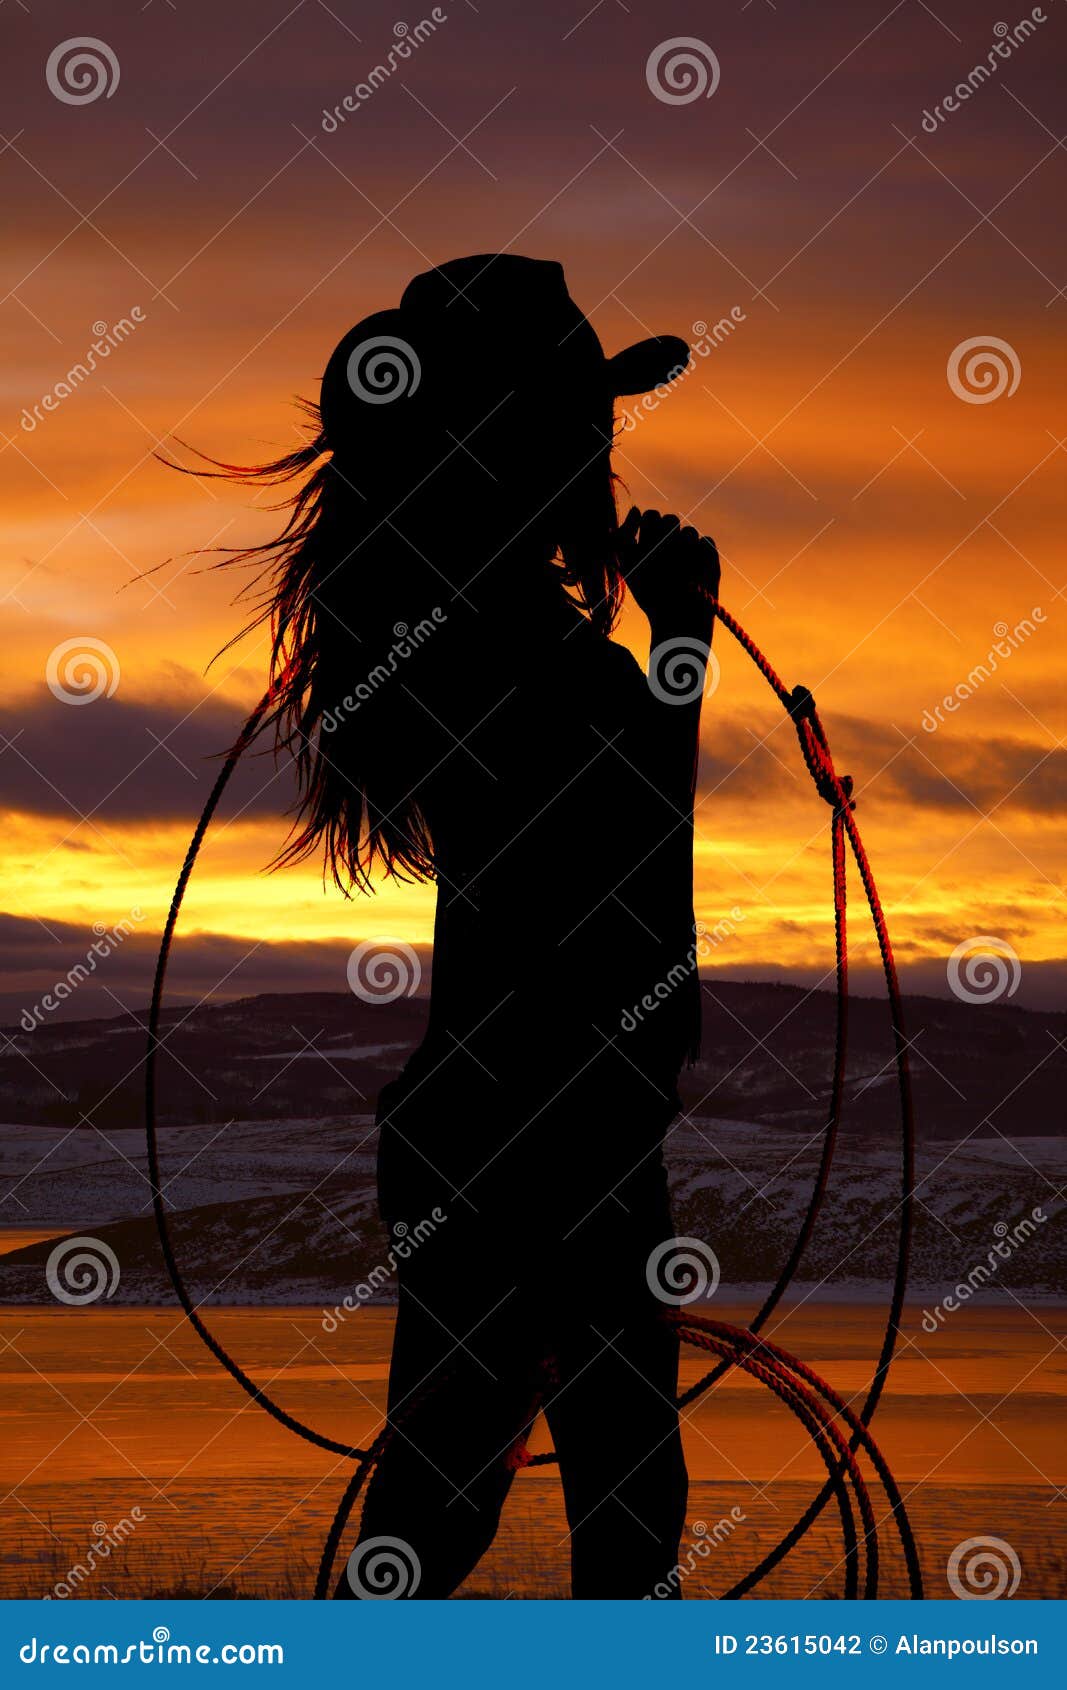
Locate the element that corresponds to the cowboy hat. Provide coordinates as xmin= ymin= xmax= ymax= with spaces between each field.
xmin=320 ymin=253 xmax=690 ymax=441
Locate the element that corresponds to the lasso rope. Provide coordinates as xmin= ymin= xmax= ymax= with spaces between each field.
xmin=145 ymin=598 xmax=921 ymax=1599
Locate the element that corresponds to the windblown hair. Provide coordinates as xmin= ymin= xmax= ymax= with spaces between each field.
xmin=182 ymin=393 xmax=625 ymax=895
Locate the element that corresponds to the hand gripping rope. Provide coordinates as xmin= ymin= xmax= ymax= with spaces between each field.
xmin=145 ymin=598 xmax=922 ymax=1600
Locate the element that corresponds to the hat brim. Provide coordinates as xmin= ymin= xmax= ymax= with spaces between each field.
xmin=606 ymin=335 xmax=691 ymax=396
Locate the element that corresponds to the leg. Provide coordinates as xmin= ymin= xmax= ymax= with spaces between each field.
xmin=336 ymin=1281 xmax=541 ymax=1599
xmin=543 ymin=1156 xmax=689 ymax=1598
xmin=544 ymin=1306 xmax=687 ymax=1598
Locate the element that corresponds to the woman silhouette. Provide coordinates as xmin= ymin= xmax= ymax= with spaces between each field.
xmin=217 ymin=255 xmax=719 ymax=1598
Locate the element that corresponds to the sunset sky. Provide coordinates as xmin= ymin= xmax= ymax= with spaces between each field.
xmin=1 ymin=0 xmax=1064 ymax=1018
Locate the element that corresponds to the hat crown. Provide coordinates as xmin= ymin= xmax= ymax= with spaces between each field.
xmin=399 ymin=253 xmax=571 ymax=323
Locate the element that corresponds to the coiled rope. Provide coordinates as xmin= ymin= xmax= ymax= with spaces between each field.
xmin=145 ymin=598 xmax=921 ymax=1599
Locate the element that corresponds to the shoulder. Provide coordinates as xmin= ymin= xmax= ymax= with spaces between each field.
xmin=560 ymin=623 xmax=646 ymax=690
xmin=559 ymin=631 xmax=654 ymax=752
xmin=589 ymin=635 xmax=649 ymax=718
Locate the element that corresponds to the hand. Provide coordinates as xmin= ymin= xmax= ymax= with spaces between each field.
xmin=617 ymin=506 xmax=720 ymax=634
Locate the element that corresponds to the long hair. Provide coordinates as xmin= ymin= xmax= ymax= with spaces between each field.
xmin=183 ymin=382 xmax=626 ymax=896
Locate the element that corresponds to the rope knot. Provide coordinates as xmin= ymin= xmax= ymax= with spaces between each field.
xmin=786 ymin=682 xmax=818 ymax=726
xmin=787 ymin=685 xmax=855 ymax=814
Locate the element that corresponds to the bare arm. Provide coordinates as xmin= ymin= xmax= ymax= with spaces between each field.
xmin=618 ymin=505 xmax=721 ymax=811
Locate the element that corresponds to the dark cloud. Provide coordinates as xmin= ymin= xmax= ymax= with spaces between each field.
xmin=0 ymin=687 xmax=296 ymax=824
xmin=2 ymin=681 xmax=1062 ymax=833
xmin=2 ymin=903 xmax=1063 ymax=1030
xmin=697 ymin=711 xmax=1067 ymax=822
xmin=0 ymin=909 xmax=432 ymax=1032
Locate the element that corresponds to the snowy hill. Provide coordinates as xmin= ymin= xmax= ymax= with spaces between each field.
xmin=1 ymin=984 xmax=1063 ymax=1305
